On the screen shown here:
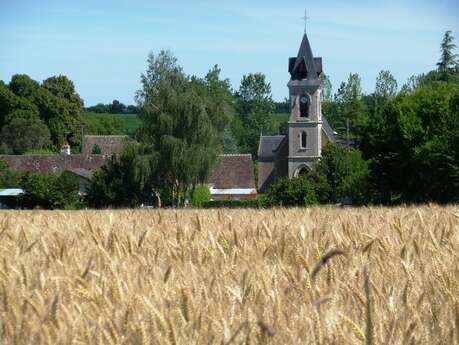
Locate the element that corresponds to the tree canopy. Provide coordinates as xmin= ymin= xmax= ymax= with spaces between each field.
xmin=232 ymin=73 xmax=275 ymax=157
xmin=135 ymin=50 xmax=233 ymax=206
xmin=0 ymin=74 xmax=84 ymax=151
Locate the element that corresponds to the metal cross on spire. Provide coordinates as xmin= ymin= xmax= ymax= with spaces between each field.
xmin=302 ymin=9 xmax=309 ymax=34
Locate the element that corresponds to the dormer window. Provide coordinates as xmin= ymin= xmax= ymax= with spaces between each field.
xmin=300 ymin=95 xmax=309 ymax=118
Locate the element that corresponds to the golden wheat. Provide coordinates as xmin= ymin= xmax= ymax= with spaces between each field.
xmin=0 ymin=205 xmax=457 ymax=344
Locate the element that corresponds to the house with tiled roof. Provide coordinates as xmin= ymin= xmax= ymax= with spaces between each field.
xmin=0 ymin=149 xmax=257 ymax=201
xmin=208 ymin=154 xmax=256 ymax=200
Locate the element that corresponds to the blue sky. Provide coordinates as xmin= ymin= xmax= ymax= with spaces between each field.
xmin=1 ymin=0 xmax=458 ymax=105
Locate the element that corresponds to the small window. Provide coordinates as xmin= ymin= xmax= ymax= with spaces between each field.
xmin=301 ymin=131 xmax=307 ymax=149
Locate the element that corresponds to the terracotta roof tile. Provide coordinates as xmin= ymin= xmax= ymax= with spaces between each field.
xmin=208 ymin=154 xmax=255 ymax=189
xmin=82 ymin=135 xmax=131 ymax=155
xmin=1 ymin=153 xmax=257 ymax=191
xmin=0 ymin=155 xmax=107 ymax=175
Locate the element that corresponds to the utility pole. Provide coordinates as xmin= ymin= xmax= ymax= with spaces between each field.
xmin=346 ymin=117 xmax=350 ymax=175
xmin=343 ymin=117 xmax=351 ymax=206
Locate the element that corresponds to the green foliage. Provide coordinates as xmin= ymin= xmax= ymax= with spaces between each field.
xmin=327 ymin=73 xmax=368 ymax=143
xmin=0 ymin=118 xmax=51 ymax=154
xmin=9 ymin=74 xmax=40 ymax=98
xmin=361 ymin=81 xmax=459 ymax=203
xmin=81 ymin=112 xmax=128 ymax=135
xmin=0 ymin=80 xmax=40 ymax=126
xmin=262 ymin=144 xmax=369 ymax=206
xmin=274 ymin=98 xmax=290 ymax=113
xmin=223 ymin=128 xmax=239 ymax=154
xmin=375 ymin=70 xmax=398 ymax=98
xmin=86 ymin=101 xmax=137 ymax=114
xmin=437 ymin=31 xmax=458 ymax=76
xmin=91 ymin=144 xmax=102 ymax=154
xmin=320 ymin=73 xmax=333 ymax=102
xmin=233 ymin=73 xmax=275 ymax=157
xmin=271 ymin=112 xmax=289 ymax=135
xmin=190 ymin=186 xmax=211 ymax=207
xmin=0 ymin=160 xmax=22 ymax=189
xmin=1 ymin=74 xmax=84 ymax=149
xmin=85 ymin=144 xmax=155 ymax=208
xmin=265 ymin=175 xmax=317 ymax=206
xmin=42 ymin=75 xmax=84 ymax=110
xmin=311 ymin=144 xmax=370 ymax=205
xmin=18 ymin=172 xmax=81 ymax=209
xmin=201 ymin=198 xmax=266 ymax=208
xmin=136 ymin=50 xmax=232 ymax=206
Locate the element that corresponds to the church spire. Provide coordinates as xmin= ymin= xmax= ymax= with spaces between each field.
xmin=288 ymin=31 xmax=322 ymax=81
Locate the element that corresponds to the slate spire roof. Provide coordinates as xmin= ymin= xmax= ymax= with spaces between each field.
xmin=289 ymin=33 xmax=322 ymax=81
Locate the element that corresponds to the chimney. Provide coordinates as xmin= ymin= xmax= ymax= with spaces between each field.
xmin=60 ymin=143 xmax=71 ymax=155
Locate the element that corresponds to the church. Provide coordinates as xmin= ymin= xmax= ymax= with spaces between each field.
xmin=1 ymin=31 xmax=335 ymax=203
xmin=258 ymin=32 xmax=335 ymax=191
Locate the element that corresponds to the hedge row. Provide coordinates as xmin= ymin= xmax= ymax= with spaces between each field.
xmin=201 ymin=199 xmax=267 ymax=208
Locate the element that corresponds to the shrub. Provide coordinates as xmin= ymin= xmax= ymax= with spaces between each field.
xmin=18 ymin=172 xmax=82 ymax=209
xmin=0 ymin=118 xmax=51 ymax=154
xmin=202 ymin=197 xmax=267 ymax=208
xmin=190 ymin=186 xmax=211 ymax=207
xmin=265 ymin=176 xmax=317 ymax=206
xmin=91 ymin=144 xmax=102 ymax=154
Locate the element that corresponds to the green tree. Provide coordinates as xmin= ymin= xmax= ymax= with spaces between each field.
xmin=41 ymin=76 xmax=84 ymax=148
xmin=109 ymin=100 xmax=126 ymax=113
xmin=0 ymin=160 xmax=22 ymax=188
xmin=0 ymin=118 xmax=51 ymax=154
xmin=9 ymin=74 xmax=40 ymax=98
xmin=190 ymin=185 xmax=212 ymax=207
xmin=223 ymin=127 xmax=239 ymax=154
xmin=91 ymin=144 xmax=102 ymax=154
xmin=400 ymin=74 xmax=423 ymax=94
xmin=0 ymin=80 xmax=40 ymax=126
xmin=19 ymin=173 xmax=81 ymax=209
xmin=310 ymin=144 xmax=370 ymax=205
xmin=361 ymin=81 xmax=459 ymax=204
xmin=320 ymin=73 xmax=333 ymax=102
xmin=85 ymin=144 xmax=155 ymax=208
xmin=437 ymin=31 xmax=458 ymax=77
xmin=136 ymin=51 xmax=231 ymax=206
xmin=375 ymin=70 xmax=398 ymax=98
xmin=233 ymin=73 xmax=275 ymax=157
xmin=42 ymin=75 xmax=84 ymax=110
xmin=329 ymin=73 xmax=368 ymax=145
xmin=265 ymin=175 xmax=317 ymax=206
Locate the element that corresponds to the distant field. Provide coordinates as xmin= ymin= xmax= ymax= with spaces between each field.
xmin=271 ymin=112 xmax=289 ymax=134
xmin=83 ymin=112 xmax=289 ymax=136
xmin=0 ymin=206 xmax=457 ymax=344
xmin=83 ymin=112 xmax=141 ymax=135
xmin=118 ymin=113 xmax=141 ymax=134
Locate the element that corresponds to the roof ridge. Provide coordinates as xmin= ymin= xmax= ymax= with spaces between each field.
xmin=83 ymin=135 xmax=128 ymax=137
xmin=221 ymin=154 xmax=252 ymax=157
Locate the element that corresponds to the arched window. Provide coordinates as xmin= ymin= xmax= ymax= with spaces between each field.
xmin=294 ymin=165 xmax=309 ymax=177
xmin=301 ymin=131 xmax=307 ymax=149
xmin=298 ymin=167 xmax=308 ymax=176
xmin=299 ymin=94 xmax=309 ymax=118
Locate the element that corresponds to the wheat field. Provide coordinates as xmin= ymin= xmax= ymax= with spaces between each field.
xmin=0 ymin=206 xmax=458 ymax=344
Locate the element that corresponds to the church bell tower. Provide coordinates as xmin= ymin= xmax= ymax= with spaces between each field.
xmin=287 ymin=32 xmax=323 ymax=177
